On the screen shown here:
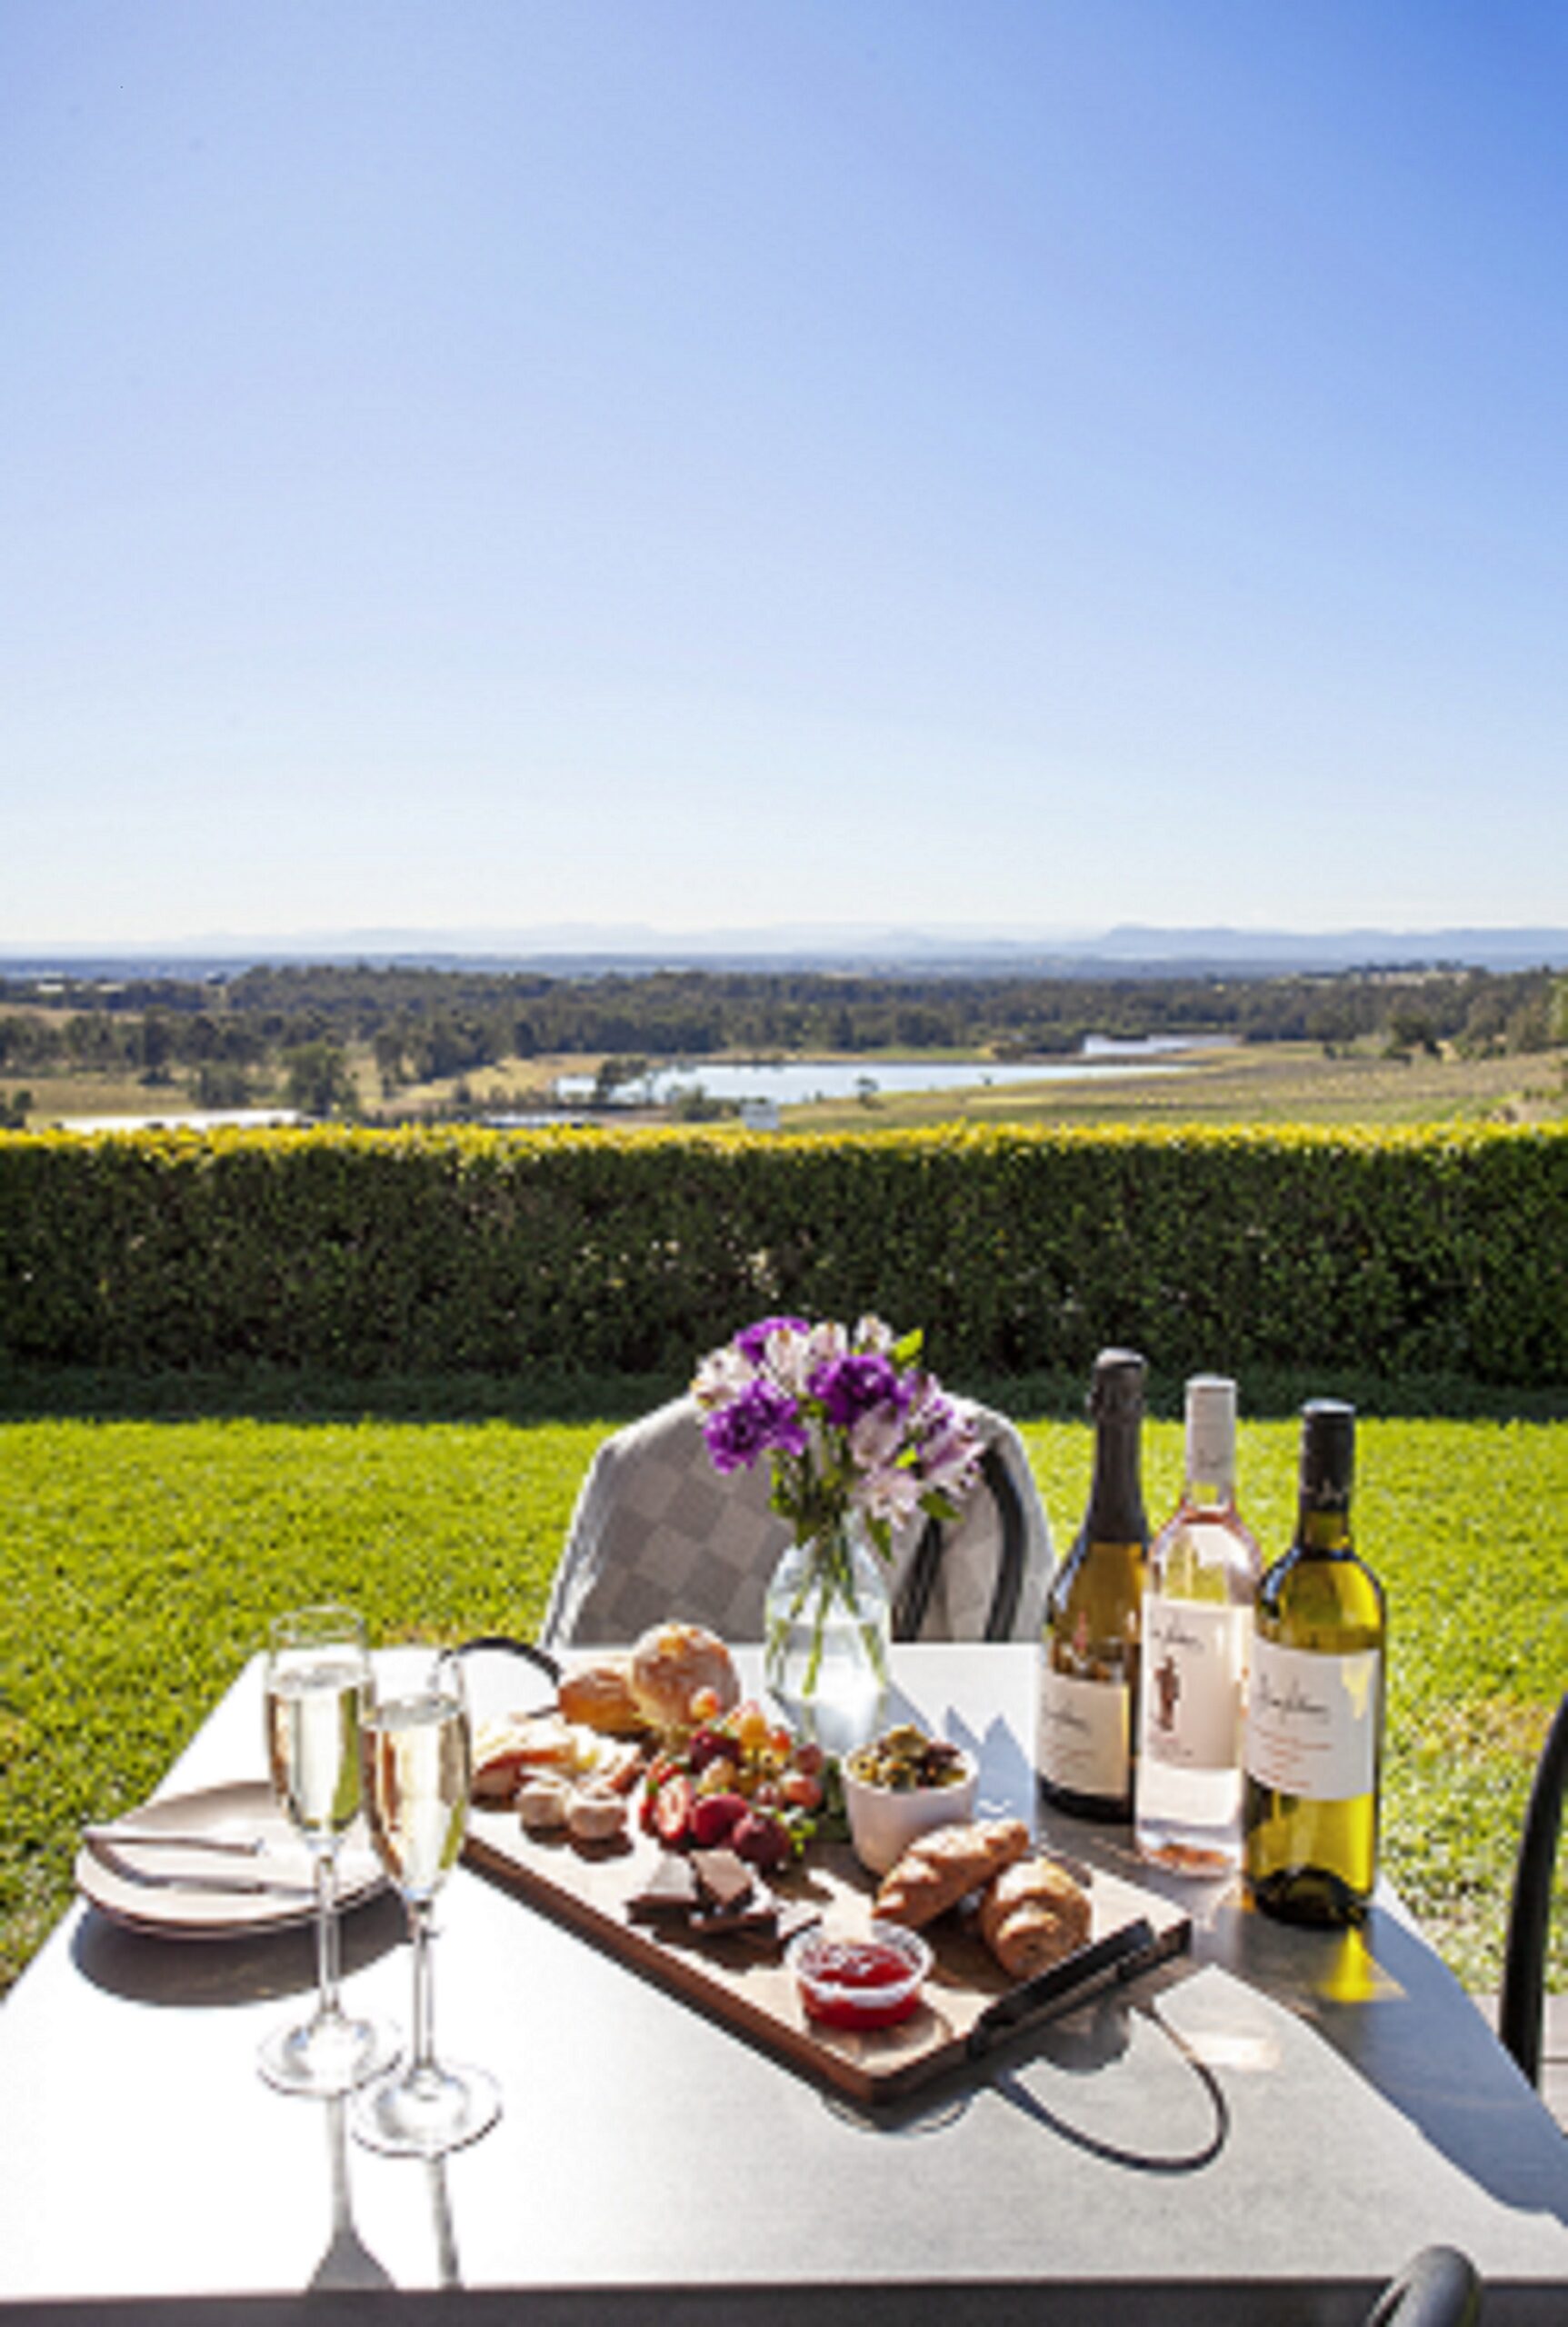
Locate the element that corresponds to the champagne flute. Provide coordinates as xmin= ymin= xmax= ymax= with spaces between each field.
xmin=352 ymin=1650 xmax=501 ymax=2156
xmin=258 ymin=1605 xmax=398 ymax=2096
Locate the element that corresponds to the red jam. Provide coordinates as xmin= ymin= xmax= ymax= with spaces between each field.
xmin=797 ymin=1938 xmax=924 ymax=2030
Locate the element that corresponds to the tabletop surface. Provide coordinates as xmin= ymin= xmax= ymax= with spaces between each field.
xmin=0 ymin=1644 xmax=1564 ymax=2320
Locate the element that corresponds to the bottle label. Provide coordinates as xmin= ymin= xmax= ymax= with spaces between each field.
xmin=1244 ymin=1639 xmax=1381 ymax=1801
xmin=1037 ymin=1660 xmax=1130 ymax=1796
xmin=1140 ymin=1597 xmax=1248 ymax=1772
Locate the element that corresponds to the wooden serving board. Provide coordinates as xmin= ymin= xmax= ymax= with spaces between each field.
xmin=464 ymin=1808 xmax=1191 ymax=2105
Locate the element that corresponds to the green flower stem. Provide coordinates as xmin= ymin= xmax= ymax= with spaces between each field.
xmin=766 ymin=1512 xmax=889 ymax=1703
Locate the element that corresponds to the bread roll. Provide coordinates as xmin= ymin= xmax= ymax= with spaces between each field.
xmin=874 ymin=1818 xmax=1031 ymax=1929
xmin=558 ymin=1657 xmax=647 ymax=1736
xmin=977 ymin=1854 xmax=1092 ymax=1979
xmin=628 ymin=1623 xmax=740 ymax=1733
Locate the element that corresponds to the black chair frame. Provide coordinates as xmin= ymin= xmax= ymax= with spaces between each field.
xmin=1498 ymin=1685 xmax=1568 ymax=2087
xmin=892 ymin=1443 xmax=1026 ymax=1643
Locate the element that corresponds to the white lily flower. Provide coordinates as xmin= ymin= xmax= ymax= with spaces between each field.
xmin=764 ymin=1324 xmax=816 ymax=1394
xmin=802 ymin=1320 xmax=848 ymax=1373
xmin=852 ymin=1463 xmax=924 ymax=1527
xmin=691 ymin=1346 xmax=755 ymax=1409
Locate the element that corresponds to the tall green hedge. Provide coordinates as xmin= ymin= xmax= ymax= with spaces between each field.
xmin=1 ymin=1123 xmax=1563 ymax=1383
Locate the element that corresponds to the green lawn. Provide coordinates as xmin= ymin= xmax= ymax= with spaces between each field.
xmin=2 ymin=1403 xmax=1563 ymax=1994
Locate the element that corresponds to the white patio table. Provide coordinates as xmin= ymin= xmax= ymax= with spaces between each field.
xmin=0 ymin=1645 xmax=1563 ymax=2324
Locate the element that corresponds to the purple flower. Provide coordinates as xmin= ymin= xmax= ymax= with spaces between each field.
xmin=701 ymin=1378 xmax=808 ymax=1473
xmin=807 ymin=1353 xmax=908 ymax=1431
xmin=734 ymin=1314 xmax=811 ymax=1366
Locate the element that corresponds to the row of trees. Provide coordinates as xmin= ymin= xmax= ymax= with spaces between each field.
xmin=2 ymin=963 xmax=1564 ymax=1114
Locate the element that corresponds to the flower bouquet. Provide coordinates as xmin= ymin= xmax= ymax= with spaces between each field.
xmin=692 ymin=1315 xmax=984 ymax=1742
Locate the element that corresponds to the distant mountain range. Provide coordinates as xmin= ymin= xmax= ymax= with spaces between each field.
xmin=4 ymin=924 xmax=1567 ymax=978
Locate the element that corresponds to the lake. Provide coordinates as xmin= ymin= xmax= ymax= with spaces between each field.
xmin=555 ymin=1035 xmax=1209 ymax=1109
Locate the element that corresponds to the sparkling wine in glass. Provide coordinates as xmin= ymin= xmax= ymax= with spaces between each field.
xmin=258 ymin=1605 xmax=398 ymax=2097
xmin=352 ymin=1651 xmax=501 ymax=2157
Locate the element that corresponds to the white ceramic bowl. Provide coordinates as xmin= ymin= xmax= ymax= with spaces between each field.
xmin=841 ymin=1745 xmax=980 ymax=1876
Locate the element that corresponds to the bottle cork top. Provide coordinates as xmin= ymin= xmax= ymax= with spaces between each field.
xmin=1184 ymin=1373 xmax=1237 ymax=1491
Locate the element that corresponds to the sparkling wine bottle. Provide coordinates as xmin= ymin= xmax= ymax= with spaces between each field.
xmin=1243 ymin=1400 xmax=1386 ymax=1925
xmin=1135 ymin=1374 xmax=1261 ymax=1873
xmin=1037 ymin=1348 xmax=1148 ymax=1821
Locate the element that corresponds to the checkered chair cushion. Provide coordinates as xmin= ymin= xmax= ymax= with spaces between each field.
xmin=540 ymin=1395 xmax=1053 ymax=1651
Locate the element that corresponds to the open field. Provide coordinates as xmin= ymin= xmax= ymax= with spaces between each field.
xmin=4 ymin=1404 xmax=1563 ymax=1998
xmin=5 ymin=1071 xmax=216 ymax=1124
xmin=13 ymin=1037 xmax=1567 ymax=1134
xmin=786 ymin=1040 xmax=1568 ymax=1133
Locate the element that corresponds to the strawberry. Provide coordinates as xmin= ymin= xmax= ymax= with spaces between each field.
xmin=652 ymin=1773 xmax=696 ymax=1849
xmin=690 ymin=1790 xmax=748 ymax=1847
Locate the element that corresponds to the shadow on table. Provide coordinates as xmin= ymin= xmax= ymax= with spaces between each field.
xmin=1205 ymin=1896 xmax=1568 ymax=2232
xmin=70 ymin=1890 xmax=404 ymax=2009
xmin=885 ymin=1679 xmax=1567 ymax=2229
xmin=302 ymin=2096 xmax=464 ymax=2294
xmin=310 ymin=2099 xmax=394 ymax=2293
xmin=986 ymin=1992 xmax=1230 ymax=2172
xmin=261 ymin=2085 xmax=465 ymax=2297
xmin=827 ymin=1982 xmax=1232 ymax=2177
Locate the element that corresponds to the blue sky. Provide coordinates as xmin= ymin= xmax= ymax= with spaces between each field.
xmin=4 ymin=0 xmax=1566 ymax=948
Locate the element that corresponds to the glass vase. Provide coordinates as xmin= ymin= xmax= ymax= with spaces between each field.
xmin=764 ymin=1511 xmax=891 ymax=1752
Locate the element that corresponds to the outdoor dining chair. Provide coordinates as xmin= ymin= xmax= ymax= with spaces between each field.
xmin=539 ymin=1393 xmax=1052 ymax=1652
xmin=1363 ymin=2243 xmax=1482 ymax=2325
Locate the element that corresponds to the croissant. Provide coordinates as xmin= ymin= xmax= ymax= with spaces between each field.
xmin=874 ymin=1818 xmax=1031 ymax=1929
xmin=977 ymin=1853 xmax=1092 ymax=1979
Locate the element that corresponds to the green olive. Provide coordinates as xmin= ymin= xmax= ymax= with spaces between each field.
xmin=845 ymin=1724 xmax=965 ymax=1792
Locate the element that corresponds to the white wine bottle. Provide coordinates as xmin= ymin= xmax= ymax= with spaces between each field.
xmin=1135 ymin=1374 xmax=1261 ymax=1873
xmin=1243 ymin=1400 xmax=1386 ymax=1925
xmin=1037 ymin=1348 xmax=1148 ymax=1822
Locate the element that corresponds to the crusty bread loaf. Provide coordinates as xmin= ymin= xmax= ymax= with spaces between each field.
xmin=874 ymin=1818 xmax=1031 ymax=1928
xmin=627 ymin=1623 xmax=740 ymax=1733
xmin=976 ymin=1853 xmax=1092 ymax=1978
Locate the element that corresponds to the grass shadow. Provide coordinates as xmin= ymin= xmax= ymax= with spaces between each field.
xmin=0 ymin=1362 xmax=691 ymax=1427
xmin=1 ymin=1361 xmax=1564 ymax=1426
